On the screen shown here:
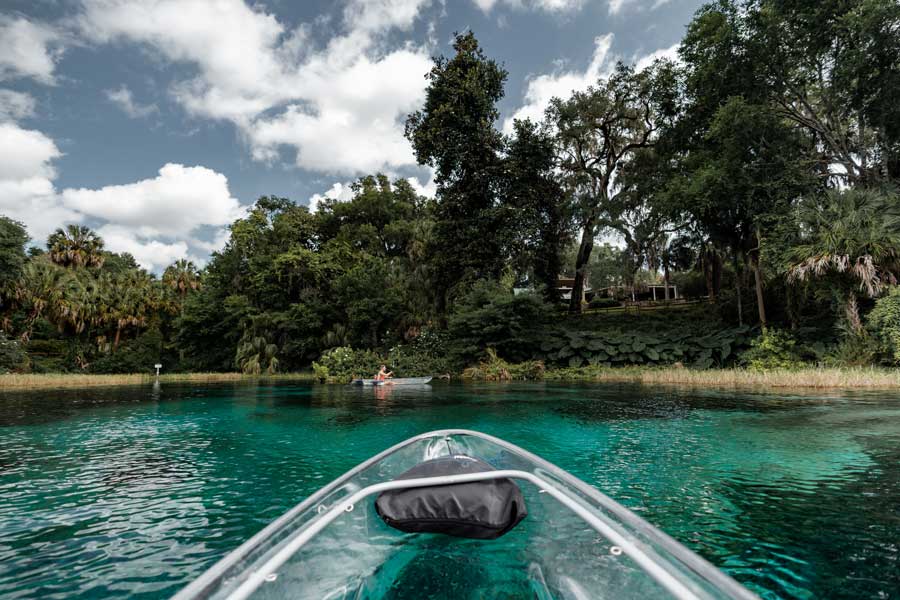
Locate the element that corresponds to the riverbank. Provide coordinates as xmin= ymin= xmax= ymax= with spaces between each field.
xmin=0 ymin=372 xmax=316 ymax=391
xmin=2 ymin=366 xmax=899 ymax=391
xmin=541 ymin=365 xmax=900 ymax=389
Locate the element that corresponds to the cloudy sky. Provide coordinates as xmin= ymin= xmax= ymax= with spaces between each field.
xmin=0 ymin=0 xmax=702 ymax=271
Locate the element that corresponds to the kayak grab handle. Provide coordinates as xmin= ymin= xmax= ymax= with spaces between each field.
xmin=227 ymin=470 xmax=704 ymax=600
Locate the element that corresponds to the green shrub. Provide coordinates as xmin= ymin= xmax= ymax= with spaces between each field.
xmin=739 ymin=329 xmax=805 ymax=371
xmin=588 ymin=296 xmax=619 ymax=309
xmin=671 ymin=270 xmax=707 ymax=299
xmin=868 ymin=286 xmax=900 ymax=365
xmin=312 ymin=346 xmax=383 ymax=382
xmin=462 ymin=348 xmax=545 ymax=381
xmin=824 ymin=334 xmax=878 ymax=368
xmin=312 ymin=362 xmax=329 ymax=383
xmin=90 ymin=329 xmax=166 ymax=374
xmin=448 ymin=282 xmax=551 ymax=364
xmin=387 ymin=329 xmax=455 ymax=376
xmin=0 ymin=330 xmax=27 ymax=373
xmin=541 ymin=322 xmax=751 ymax=369
xmin=23 ymin=338 xmax=70 ymax=373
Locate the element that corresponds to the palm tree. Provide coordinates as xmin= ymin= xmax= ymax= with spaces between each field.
xmin=14 ymin=259 xmax=72 ymax=340
xmin=103 ymin=270 xmax=156 ymax=349
xmin=162 ymin=259 xmax=201 ymax=300
xmin=788 ymin=189 xmax=900 ymax=334
xmin=47 ymin=225 xmax=105 ymax=269
xmin=236 ymin=336 xmax=279 ymax=375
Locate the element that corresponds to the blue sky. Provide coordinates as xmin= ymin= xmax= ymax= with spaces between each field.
xmin=0 ymin=0 xmax=703 ymax=271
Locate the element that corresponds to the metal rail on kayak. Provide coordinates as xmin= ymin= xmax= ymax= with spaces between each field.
xmin=172 ymin=429 xmax=758 ymax=600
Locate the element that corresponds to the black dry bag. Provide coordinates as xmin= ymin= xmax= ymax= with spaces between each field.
xmin=374 ymin=455 xmax=527 ymax=540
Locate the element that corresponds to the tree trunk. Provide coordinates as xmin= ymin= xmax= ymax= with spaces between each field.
xmin=749 ymin=253 xmax=767 ymax=331
xmin=732 ymin=253 xmax=743 ymax=327
xmin=703 ymin=246 xmax=719 ymax=303
xmin=786 ymin=285 xmax=799 ymax=330
xmin=569 ymin=214 xmax=597 ymax=314
xmin=704 ymin=255 xmax=715 ymax=303
xmin=845 ymin=292 xmax=864 ymax=336
xmin=114 ymin=325 xmax=122 ymax=350
xmin=663 ymin=259 xmax=671 ymax=301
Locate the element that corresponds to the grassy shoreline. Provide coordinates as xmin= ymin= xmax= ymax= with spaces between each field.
xmin=0 ymin=372 xmax=316 ymax=391
xmin=542 ymin=365 xmax=900 ymax=389
xmin=1 ymin=366 xmax=899 ymax=391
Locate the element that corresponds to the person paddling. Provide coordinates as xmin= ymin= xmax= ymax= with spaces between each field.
xmin=374 ymin=365 xmax=393 ymax=382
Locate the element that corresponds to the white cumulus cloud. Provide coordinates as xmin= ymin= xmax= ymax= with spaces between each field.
xmin=60 ymin=163 xmax=244 ymax=238
xmin=0 ymin=121 xmax=81 ymax=241
xmin=105 ymin=85 xmax=158 ymax=118
xmin=0 ymin=16 xmax=64 ymax=84
xmin=191 ymin=227 xmax=231 ymax=254
xmin=96 ymin=224 xmax=190 ymax=272
xmin=308 ymin=181 xmax=355 ymax=213
xmin=473 ymin=0 xmax=585 ymax=12
xmin=0 ymin=119 xmax=243 ymax=266
xmin=608 ymin=0 xmax=672 ymax=15
xmin=407 ymin=173 xmax=436 ymax=198
xmin=634 ymin=42 xmax=679 ymax=72
xmin=79 ymin=0 xmax=434 ymax=176
xmin=0 ymin=90 xmax=37 ymax=121
xmin=503 ymin=34 xmax=615 ymax=134
xmin=0 ymin=121 xmax=60 ymax=181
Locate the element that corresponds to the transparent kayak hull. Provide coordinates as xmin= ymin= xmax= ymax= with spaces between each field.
xmin=350 ymin=377 xmax=433 ymax=386
xmin=173 ymin=430 xmax=757 ymax=600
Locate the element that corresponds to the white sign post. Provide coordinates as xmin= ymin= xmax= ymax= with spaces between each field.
xmin=154 ymin=363 xmax=162 ymax=380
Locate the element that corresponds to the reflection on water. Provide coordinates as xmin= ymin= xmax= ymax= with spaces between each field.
xmin=1 ymin=382 xmax=899 ymax=599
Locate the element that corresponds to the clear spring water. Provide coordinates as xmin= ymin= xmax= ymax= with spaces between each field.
xmin=0 ymin=382 xmax=898 ymax=600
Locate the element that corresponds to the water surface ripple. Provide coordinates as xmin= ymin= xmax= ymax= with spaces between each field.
xmin=1 ymin=382 xmax=899 ymax=599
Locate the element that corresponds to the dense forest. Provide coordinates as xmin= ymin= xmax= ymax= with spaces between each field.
xmin=2 ymin=0 xmax=900 ymax=379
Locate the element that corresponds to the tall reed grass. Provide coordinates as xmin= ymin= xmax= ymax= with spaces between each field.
xmin=2 ymin=366 xmax=897 ymax=392
xmin=544 ymin=365 xmax=900 ymax=389
xmin=0 ymin=372 xmax=316 ymax=391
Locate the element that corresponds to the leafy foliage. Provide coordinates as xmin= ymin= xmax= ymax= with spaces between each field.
xmin=0 ymin=217 xmax=28 ymax=307
xmin=312 ymin=347 xmax=384 ymax=382
xmin=447 ymin=282 xmax=551 ymax=365
xmin=0 ymin=330 xmax=27 ymax=373
xmin=3 ymin=13 xmax=900 ymax=376
xmin=540 ymin=323 xmax=751 ymax=370
xmin=90 ymin=329 xmax=168 ymax=374
xmin=588 ymin=297 xmax=620 ymax=310
xmin=405 ymin=31 xmax=510 ymax=301
xmin=868 ymin=287 xmax=900 ymax=364
xmin=462 ymin=348 xmax=545 ymax=381
xmin=386 ymin=329 xmax=455 ymax=377
xmin=739 ymin=329 xmax=805 ymax=371
xmin=47 ymin=225 xmax=105 ymax=269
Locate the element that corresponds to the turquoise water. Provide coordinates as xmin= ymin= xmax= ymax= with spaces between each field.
xmin=1 ymin=382 xmax=899 ymax=599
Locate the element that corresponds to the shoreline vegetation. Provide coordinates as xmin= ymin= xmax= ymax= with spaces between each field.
xmin=0 ymin=372 xmax=315 ymax=391
xmin=2 ymin=367 xmax=899 ymax=392
xmin=2 ymin=12 xmax=900 ymax=386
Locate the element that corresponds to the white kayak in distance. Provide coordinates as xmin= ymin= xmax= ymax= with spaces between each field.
xmin=173 ymin=429 xmax=758 ymax=600
xmin=350 ymin=377 xmax=433 ymax=386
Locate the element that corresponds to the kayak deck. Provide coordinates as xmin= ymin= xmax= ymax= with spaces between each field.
xmin=173 ymin=430 xmax=757 ymax=600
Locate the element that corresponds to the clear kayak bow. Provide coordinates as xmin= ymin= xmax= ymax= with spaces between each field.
xmin=173 ymin=430 xmax=758 ymax=600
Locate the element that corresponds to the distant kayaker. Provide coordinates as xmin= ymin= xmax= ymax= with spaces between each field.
xmin=374 ymin=365 xmax=393 ymax=382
